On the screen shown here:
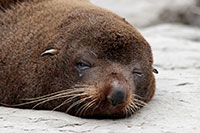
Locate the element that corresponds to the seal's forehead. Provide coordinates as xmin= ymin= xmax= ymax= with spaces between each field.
xmin=79 ymin=44 xmax=142 ymax=66
xmin=75 ymin=24 xmax=150 ymax=63
xmin=70 ymin=17 xmax=153 ymax=65
xmin=91 ymin=37 xmax=148 ymax=65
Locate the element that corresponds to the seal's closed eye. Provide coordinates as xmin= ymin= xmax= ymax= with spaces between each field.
xmin=75 ymin=61 xmax=91 ymax=77
xmin=75 ymin=61 xmax=91 ymax=70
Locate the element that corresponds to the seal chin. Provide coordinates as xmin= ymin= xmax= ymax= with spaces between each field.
xmin=71 ymin=91 xmax=147 ymax=119
xmin=68 ymin=92 xmax=132 ymax=119
xmin=80 ymin=102 xmax=133 ymax=119
xmin=67 ymin=78 xmax=139 ymax=118
xmin=74 ymin=105 xmax=128 ymax=119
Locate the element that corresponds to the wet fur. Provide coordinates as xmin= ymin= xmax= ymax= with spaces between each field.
xmin=0 ymin=0 xmax=156 ymax=118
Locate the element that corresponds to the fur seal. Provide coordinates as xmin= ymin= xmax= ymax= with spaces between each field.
xmin=0 ymin=0 xmax=158 ymax=119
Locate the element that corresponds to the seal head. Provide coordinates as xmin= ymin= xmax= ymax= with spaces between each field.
xmin=0 ymin=0 xmax=157 ymax=119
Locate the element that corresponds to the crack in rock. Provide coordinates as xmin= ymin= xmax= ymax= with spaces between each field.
xmin=176 ymin=82 xmax=193 ymax=86
xmin=56 ymin=123 xmax=86 ymax=128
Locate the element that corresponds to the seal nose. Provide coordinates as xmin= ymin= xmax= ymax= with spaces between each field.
xmin=108 ymin=87 xmax=126 ymax=106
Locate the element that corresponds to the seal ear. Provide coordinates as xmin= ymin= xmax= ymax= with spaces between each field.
xmin=41 ymin=49 xmax=59 ymax=57
xmin=153 ymin=68 xmax=158 ymax=74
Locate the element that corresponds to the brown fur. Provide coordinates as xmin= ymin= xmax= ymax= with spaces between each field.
xmin=0 ymin=0 xmax=156 ymax=119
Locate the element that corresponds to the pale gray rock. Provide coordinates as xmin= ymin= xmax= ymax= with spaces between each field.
xmin=159 ymin=4 xmax=200 ymax=27
xmin=91 ymin=0 xmax=196 ymax=28
xmin=1 ymin=24 xmax=200 ymax=133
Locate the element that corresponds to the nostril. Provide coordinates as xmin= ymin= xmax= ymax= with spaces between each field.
xmin=111 ymin=72 xmax=117 ymax=75
xmin=108 ymin=87 xmax=126 ymax=106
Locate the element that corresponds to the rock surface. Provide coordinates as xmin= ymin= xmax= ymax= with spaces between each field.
xmin=1 ymin=0 xmax=200 ymax=133
xmin=91 ymin=0 xmax=196 ymax=28
xmin=1 ymin=23 xmax=199 ymax=133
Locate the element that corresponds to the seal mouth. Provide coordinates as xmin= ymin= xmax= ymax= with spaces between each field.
xmin=64 ymin=85 xmax=147 ymax=119
xmin=1 ymin=84 xmax=146 ymax=119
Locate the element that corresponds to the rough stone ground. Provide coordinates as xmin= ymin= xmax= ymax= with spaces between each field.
xmin=0 ymin=0 xmax=200 ymax=133
xmin=91 ymin=0 xmax=197 ymax=28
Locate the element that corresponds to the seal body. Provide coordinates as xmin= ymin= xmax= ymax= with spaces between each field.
xmin=0 ymin=0 xmax=156 ymax=119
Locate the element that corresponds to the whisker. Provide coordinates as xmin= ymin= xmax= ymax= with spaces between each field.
xmin=129 ymin=101 xmax=137 ymax=108
xmin=123 ymin=106 xmax=129 ymax=118
xmin=12 ymin=90 xmax=86 ymax=107
xmin=22 ymin=88 xmax=85 ymax=101
xmin=81 ymin=99 xmax=97 ymax=117
xmin=74 ymin=84 xmax=94 ymax=88
xmin=75 ymin=97 xmax=95 ymax=116
xmin=70 ymin=83 xmax=94 ymax=88
xmin=52 ymin=93 xmax=88 ymax=111
xmin=129 ymin=102 xmax=139 ymax=111
xmin=132 ymin=94 xmax=144 ymax=99
xmin=2 ymin=91 xmax=85 ymax=108
xmin=33 ymin=93 xmax=88 ymax=109
xmin=91 ymin=100 xmax=101 ymax=116
xmin=66 ymin=96 xmax=92 ymax=113
xmin=133 ymin=99 xmax=147 ymax=107
xmin=22 ymin=90 xmax=69 ymax=101
xmin=52 ymin=99 xmax=69 ymax=111
xmin=65 ymin=96 xmax=91 ymax=113
xmin=127 ymin=107 xmax=130 ymax=118
xmin=129 ymin=102 xmax=138 ymax=115
xmin=75 ymin=102 xmax=88 ymax=116
xmin=126 ymin=105 xmax=132 ymax=116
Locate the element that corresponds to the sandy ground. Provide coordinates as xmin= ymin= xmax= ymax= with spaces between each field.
xmin=0 ymin=0 xmax=200 ymax=133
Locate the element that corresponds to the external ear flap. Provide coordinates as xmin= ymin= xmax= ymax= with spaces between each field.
xmin=153 ymin=68 xmax=159 ymax=74
xmin=41 ymin=49 xmax=59 ymax=57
